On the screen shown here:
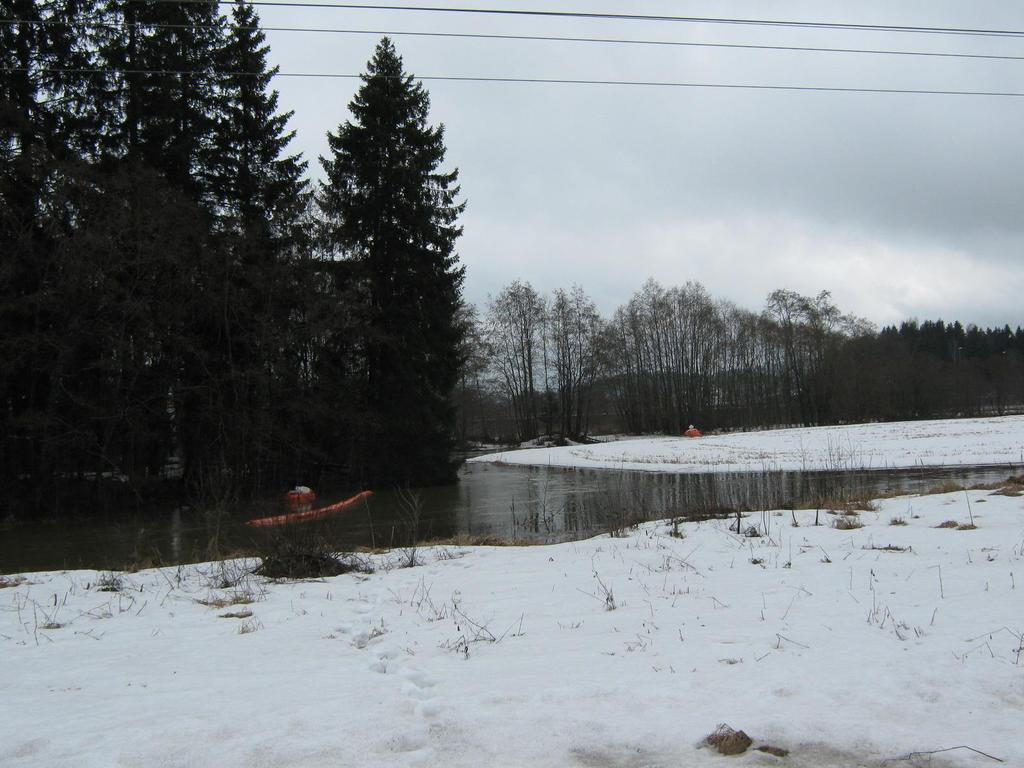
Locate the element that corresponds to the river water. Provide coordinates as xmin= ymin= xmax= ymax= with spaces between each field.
xmin=1 ymin=461 xmax=1019 ymax=574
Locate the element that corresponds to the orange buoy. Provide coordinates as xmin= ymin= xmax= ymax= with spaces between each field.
xmin=285 ymin=486 xmax=316 ymax=512
xmin=246 ymin=490 xmax=374 ymax=528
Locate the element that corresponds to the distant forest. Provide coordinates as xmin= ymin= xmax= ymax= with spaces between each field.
xmin=3 ymin=5 xmax=1021 ymax=518
xmin=458 ymin=280 xmax=1024 ymax=444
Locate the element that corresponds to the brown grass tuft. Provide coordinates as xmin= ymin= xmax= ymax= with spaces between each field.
xmin=832 ymin=515 xmax=864 ymax=530
xmin=198 ymin=593 xmax=255 ymax=609
xmin=237 ymin=617 xmax=263 ymax=635
xmin=863 ymin=544 xmax=910 ymax=553
xmin=956 ymin=523 xmax=978 ymax=531
xmin=422 ymin=533 xmax=529 ymax=547
xmin=0 ymin=575 xmax=26 ymax=589
xmin=924 ymin=481 xmax=965 ymax=496
xmin=793 ymin=495 xmax=877 ymax=513
xmin=935 ymin=520 xmax=958 ymax=529
xmin=889 ymin=517 xmax=907 ymax=526
xmin=989 ymin=487 xmax=1024 ymax=498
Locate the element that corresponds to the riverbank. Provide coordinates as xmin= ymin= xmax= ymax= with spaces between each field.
xmin=470 ymin=415 xmax=1024 ymax=474
xmin=3 ymin=484 xmax=1022 ymax=767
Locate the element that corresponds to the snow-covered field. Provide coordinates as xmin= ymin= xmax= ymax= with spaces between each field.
xmin=470 ymin=416 xmax=1024 ymax=474
xmin=3 ymin=486 xmax=1023 ymax=767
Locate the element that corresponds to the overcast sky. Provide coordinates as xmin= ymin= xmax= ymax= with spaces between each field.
xmin=255 ymin=0 xmax=1024 ymax=329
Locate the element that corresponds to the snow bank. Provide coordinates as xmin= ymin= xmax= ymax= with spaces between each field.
xmin=469 ymin=415 xmax=1024 ymax=474
xmin=2 ymin=486 xmax=1023 ymax=767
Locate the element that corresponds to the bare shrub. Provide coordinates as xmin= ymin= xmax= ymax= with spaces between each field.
xmin=395 ymin=488 xmax=424 ymax=568
xmin=237 ymin=617 xmax=263 ymax=634
xmin=96 ymin=571 xmax=125 ymax=592
xmin=832 ymin=515 xmax=863 ymax=530
xmin=254 ymin=527 xmax=365 ymax=580
xmin=889 ymin=517 xmax=907 ymax=526
xmin=200 ymin=559 xmax=253 ymax=590
xmin=593 ymin=572 xmax=616 ymax=611
xmin=606 ymin=507 xmax=643 ymax=538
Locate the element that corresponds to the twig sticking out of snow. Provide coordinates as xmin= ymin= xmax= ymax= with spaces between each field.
xmin=900 ymin=745 xmax=1004 ymax=763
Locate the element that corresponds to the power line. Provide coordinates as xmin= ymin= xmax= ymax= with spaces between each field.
xmin=4 ymin=18 xmax=1024 ymax=63
xmin=138 ymin=1 xmax=1024 ymax=39
xmin=7 ymin=67 xmax=1024 ymax=97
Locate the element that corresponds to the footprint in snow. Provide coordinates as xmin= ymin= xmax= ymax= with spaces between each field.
xmin=401 ymin=668 xmax=437 ymax=690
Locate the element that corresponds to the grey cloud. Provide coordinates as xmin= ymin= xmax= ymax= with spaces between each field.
xmin=262 ymin=0 xmax=1024 ymax=326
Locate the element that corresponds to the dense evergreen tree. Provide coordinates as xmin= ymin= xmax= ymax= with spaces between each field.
xmin=1 ymin=0 xmax=104 ymax=507
xmin=191 ymin=0 xmax=311 ymax=496
xmin=318 ymin=38 xmax=466 ymax=485
xmin=126 ymin=0 xmax=222 ymax=199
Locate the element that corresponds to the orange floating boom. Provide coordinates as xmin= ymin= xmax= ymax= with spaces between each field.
xmin=246 ymin=490 xmax=374 ymax=528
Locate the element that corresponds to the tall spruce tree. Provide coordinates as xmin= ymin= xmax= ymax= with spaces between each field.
xmin=318 ymin=38 xmax=465 ymax=485
xmin=196 ymin=0 xmax=310 ymax=494
xmin=1 ymin=0 xmax=109 ymax=509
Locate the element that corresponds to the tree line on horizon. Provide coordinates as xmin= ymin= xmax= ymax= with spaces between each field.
xmin=459 ymin=279 xmax=1024 ymax=444
xmin=2 ymin=5 xmax=464 ymax=516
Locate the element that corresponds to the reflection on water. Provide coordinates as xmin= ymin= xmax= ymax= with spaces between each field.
xmin=1 ymin=462 xmax=1019 ymax=573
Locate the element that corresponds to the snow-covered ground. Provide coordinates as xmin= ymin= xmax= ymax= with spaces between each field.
xmin=470 ymin=416 xmax=1024 ymax=474
xmin=3 ymin=486 xmax=1023 ymax=767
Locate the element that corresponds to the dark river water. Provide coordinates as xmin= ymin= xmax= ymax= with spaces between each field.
xmin=1 ymin=461 xmax=1020 ymax=574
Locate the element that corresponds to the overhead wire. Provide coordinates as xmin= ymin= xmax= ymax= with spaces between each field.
xmin=133 ymin=1 xmax=1024 ymax=40
xmin=6 ymin=5 xmax=1022 ymax=99
xmin=3 ymin=18 xmax=1024 ymax=63
xmin=5 ymin=67 xmax=1024 ymax=97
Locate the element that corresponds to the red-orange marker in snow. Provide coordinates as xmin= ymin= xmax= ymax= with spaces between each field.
xmin=684 ymin=425 xmax=702 ymax=438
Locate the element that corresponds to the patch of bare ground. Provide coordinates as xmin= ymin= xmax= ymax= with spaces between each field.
xmin=793 ymin=495 xmax=877 ymax=513
xmin=756 ymin=745 xmax=789 ymax=757
xmin=924 ymin=481 xmax=965 ymax=495
xmin=422 ymin=533 xmax=536 ymax=547
xmin=0 ymin=575 xmax=26 ymax=589
xmin=987 ymin=474 xmax=1024 ymax=497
